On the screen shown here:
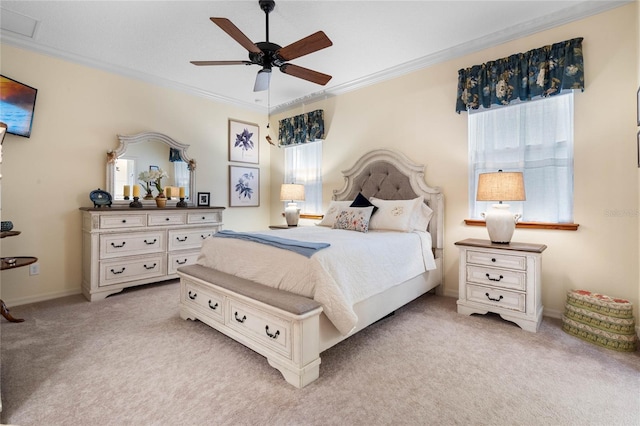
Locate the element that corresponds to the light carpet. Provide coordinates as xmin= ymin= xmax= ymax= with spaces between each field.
xmin=1 ymin=280 xmax=638 ymax=426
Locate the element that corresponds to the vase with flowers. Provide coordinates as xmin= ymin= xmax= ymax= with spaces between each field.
xmin=150 ymin=168 xmax=169 ymax=208
xmin=138 ymin=171 xmax=155 ymax=200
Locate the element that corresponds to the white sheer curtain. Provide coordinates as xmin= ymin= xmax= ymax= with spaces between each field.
xmin=469 ymin=92 xmax=574 ymax=222
xmin=284 ymin=141 xmax=322 ymax=214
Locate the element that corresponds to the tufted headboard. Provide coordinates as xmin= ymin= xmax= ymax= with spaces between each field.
xmin=332 ymin=149 xmax=444 ymax=259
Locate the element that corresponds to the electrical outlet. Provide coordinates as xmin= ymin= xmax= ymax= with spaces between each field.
xmin=29 ymin=263 xmax=40 ymax=276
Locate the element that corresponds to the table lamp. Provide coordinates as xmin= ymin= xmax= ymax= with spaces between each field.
xmin=280 ymin=183 xmax=305 ymax=226
xmin=476 ymin=170 xmax=525 ymax=244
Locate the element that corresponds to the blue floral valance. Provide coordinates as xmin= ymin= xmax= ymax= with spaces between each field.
xmin=169 ymin=147 xmax=183 ymax=162
xmin=456 ymin=37 xmax=584 ymax=113
xmin=278 ymin=109 xmax=325 ymax=147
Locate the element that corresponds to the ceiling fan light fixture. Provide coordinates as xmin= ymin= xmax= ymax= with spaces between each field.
xmin=254 ymin=68 xmax=272 ymax=92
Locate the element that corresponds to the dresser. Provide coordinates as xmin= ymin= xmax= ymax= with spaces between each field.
xmin=80 ymin=206 xmax=224 ymax=301
xmin=455 ymin=238 xmax=546 ymax=332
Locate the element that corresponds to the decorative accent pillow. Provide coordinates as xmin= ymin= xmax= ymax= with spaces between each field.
xmin=368 ymin=197 xmax=424 ymax=232
xmin=350 ymin=192 xmax=378 ymax=215
xmin=318 ymin=200 xmax=353 ymax=227
xmin=332 ymin=206 xmax=374 ymax=233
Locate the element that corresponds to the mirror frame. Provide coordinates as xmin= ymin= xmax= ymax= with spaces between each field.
xmin=106 ymin=132 xmax=196 ymax=206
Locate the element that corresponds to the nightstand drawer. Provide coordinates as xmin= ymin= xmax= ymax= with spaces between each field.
xmin=466 ymin=265 xmax=526 ymax=291
xmin=466 ymin=250 xmax=526 ymax=271
xmin=466 ymin=283 xmax=526 ymax=313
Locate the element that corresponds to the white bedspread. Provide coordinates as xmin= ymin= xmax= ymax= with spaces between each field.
xmin=196 ymin=226 xmax=436 ymax=335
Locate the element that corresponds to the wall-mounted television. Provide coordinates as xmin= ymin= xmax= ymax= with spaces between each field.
xmin=0 ymin=75 xmax=38 ymax=138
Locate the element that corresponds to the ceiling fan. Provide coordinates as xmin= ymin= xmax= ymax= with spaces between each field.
xmin=191 ymin=0 xmax=333 ymax=92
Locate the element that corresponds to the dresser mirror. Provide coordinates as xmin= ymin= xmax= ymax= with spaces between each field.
xmin=106 ymin=132 xmax=196 ymax=206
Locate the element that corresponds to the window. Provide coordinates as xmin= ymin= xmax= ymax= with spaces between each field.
xmin=469 ymin=93 xmax=574 ymax=223
xmin=284 ymin=141 xmax=322 ymax=214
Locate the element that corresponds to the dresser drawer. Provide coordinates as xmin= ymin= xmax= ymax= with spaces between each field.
xmin=99 ymin=255 xmax=165 ymax=287
xmin=466 ymin=250 xmax=526 ymax=271
xmin=100 ymin=231 xmax=165 ymax=259
xmin=466 ymin=265 xmax=526 ymax=291
xmin=148 ymin=212 xmax=187 ymax=226
xmin=168 ymin=227 xmax=217 ymax=251
xmin=182 ymin=279 xmax=225 ymax=323
xmin=188 ymin=211 xmax=222 ymax=224
xmin=227 ymin=299 xmax=292 ymax=359
xmin=466 ymin=283 xmax=526 ymax=313
xmin=99 ymin=214 xmax=147 ymax=229
xmin=168 ymin=250 xmax=200 ymax=275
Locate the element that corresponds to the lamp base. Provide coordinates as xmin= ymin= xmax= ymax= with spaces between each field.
xmin=481 ymin=204 xmax=521 ymax=244
xmin=284 ymin=203 xmax=301 ymax=227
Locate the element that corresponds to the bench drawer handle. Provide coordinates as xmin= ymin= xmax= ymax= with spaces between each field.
xmin=208 ymin=301 xmax=218 ymax=310
xmin=188 ymin=291 xmax=197 ymax=300
xmin=265 ymin=325 xmax=280 ymax=339
xmin=234 ymin=312 xmax=246 ymax=323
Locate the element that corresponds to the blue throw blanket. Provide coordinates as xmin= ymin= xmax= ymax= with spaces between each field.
xmin=213 ymin=230 xmax=330 ymax=258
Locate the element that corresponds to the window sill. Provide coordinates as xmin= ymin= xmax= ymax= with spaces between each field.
xmin=464 ymin=219 xmax=579 ymax=231
xmin=281 ymin=213 xmax=324 ymax=220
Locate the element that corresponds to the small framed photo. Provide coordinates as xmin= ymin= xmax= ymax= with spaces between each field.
xmin=197 ymin=192 xmax=210 ymax=207
xmin=229 ymin=166 xmax=259 ymax=207
xmin=229 ymin=119 xmax=259 ymax=164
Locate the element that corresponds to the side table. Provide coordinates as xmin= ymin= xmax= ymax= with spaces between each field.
xmin=1 ymin=230 xmax=36 ymax=323
xmin=455 ymin=238 xmax=546 ymax=332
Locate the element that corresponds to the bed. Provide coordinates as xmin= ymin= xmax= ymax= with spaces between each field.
xmin=178 ymin=149 xmax=444 ymax=387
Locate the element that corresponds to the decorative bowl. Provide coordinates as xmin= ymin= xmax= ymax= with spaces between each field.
xmin=1 ymin=221 xmax=14 ymax=232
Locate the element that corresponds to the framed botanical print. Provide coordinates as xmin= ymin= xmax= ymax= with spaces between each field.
xmin=229 ymin=166 xmax=259 ymax=207
xmin=229 ymin=119 xmax=259 ymax=164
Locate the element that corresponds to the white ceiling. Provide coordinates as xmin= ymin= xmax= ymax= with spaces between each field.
xmin=0 ymin=1 xmax=628 ymax=113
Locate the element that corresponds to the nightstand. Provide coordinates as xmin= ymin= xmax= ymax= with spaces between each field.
xmin=455 ymin=238 xmax=546 ymax=332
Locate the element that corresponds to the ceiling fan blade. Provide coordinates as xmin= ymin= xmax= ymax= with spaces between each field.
xmin=280 ymin=64 xmax=332 ymax=86
xmin=276 ymin=31 xmax=333 ymax=61
xmin=210 ymin=17 xmax=262 ymax=55
xmin=191 ymin=60 xmax=253 ymax=66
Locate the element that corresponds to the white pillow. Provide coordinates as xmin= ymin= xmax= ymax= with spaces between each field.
xmin=317 ymin=200 xmax=353 ymax=227
xmin=369 ymin=197 xmax=424 ymax=232
xmin=332 ymin=206 xmax=374 ymax=233
xmin=410 ymin=202 xmax=434 ymax=231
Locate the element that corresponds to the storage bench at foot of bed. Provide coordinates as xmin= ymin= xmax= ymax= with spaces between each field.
xmin=177 ymin=264 xmax=324 ymax=388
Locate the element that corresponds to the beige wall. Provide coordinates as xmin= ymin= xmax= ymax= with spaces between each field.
xmin=0 ymin=44 xmax=269 ymax=305
xmin=1 ymin=3 xmax=638 ymax=328
xmin=271 ymin=3 xmax=640 ymax=323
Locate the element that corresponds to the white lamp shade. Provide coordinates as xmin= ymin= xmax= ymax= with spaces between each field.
xmin=280 ymin=184 xmax=305 ymax=202
xmin=476 ymin=171 xmax=525 ymax=202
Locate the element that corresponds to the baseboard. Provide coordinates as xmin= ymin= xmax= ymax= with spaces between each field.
xmin=4 ymin=288 xmax=82 ymax=307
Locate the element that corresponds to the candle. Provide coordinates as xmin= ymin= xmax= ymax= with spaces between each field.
xmin=166 ymin=187 xmax=172 ymax=198
xmin=179 ymin=187 xmax=185 ymax=198
xmin=123 ymin=185 xmax=130 ymax=197
xmin=132 ymin=184 xmax=140 ymax=198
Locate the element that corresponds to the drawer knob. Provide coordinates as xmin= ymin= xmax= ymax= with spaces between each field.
xmin=234 ymin=312 xmax=247 ymax=323
xmin=202 ymin=216 xmax=206 ymax=220
xmin=176 ymin=236 xmax=188 ymax=242
xmin=165 ymin=217 xmax=170 ymax=221
xmin=144 ymin=239 xmax=157 ymax=245
xmin=188 ymin=291 xmax=197 ymax=300
xmin=176 ymin=259 xmax=188 ymax=265
xmin=143 ymin=263 xmax=156 ymax=270
xmin=111 ymin=242 xmax=126 ymax=248
xmin=485 ymin=292 xmax=504 ymax=302
xmin=122 ymin=219 xmax=127 ymax=223
xmin=491 ymin=258 xmax=496 ymax=262
xmin=208 ymin=300 xmax=218 ymax=310
xmin=110 ymin=267 xmax=126 ymax=275
xmin=485 ymin=273 xmax=504 ymax=282
xmin=265 ymin=325 xmax=280 ymax=340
